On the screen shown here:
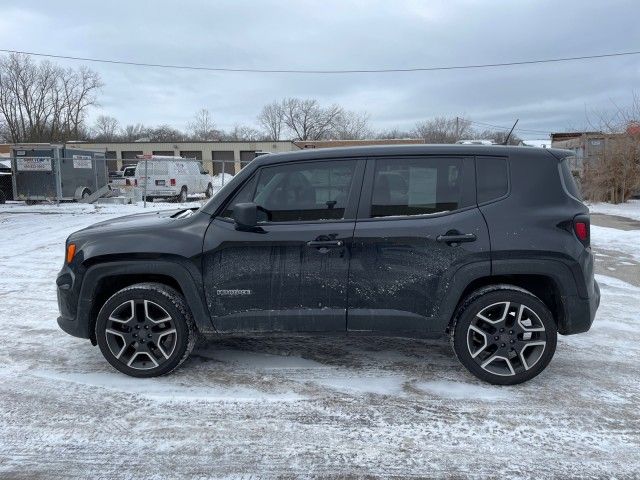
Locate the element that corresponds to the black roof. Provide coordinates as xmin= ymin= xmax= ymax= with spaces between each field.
xmin=254 ymin=144 xmax=571 ymax=166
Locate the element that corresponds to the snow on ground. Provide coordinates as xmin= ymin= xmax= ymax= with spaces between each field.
xmin=589 ymin=199 xmax=640 ymax=221
xmin=0 ymin=203 xmax=639 ymax=478
xmin=592 ymin=225 xmax=640 ymax=262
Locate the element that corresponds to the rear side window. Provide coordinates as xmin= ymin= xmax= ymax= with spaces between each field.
xmin=476 ymin=157 xmax=508 ymax=204
xmin=370 ymin=157 xmax=463 ymax=217
xmin=560 ymin=157 xmax=583 ymax=201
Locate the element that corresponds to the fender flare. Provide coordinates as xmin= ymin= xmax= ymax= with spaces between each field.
xmin=434 ymin=258 xmax=579 ymax=333
xmin=76 ymin=259 xmax=214 ymax=339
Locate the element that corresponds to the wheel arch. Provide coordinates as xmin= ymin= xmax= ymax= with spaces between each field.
xmin=438 ymin=259 xmax=579 ymax=336
xmin=448 ymin=275 xmax=564 ymax=332
xmin=78 ymin=260 xmax=214 ymax=344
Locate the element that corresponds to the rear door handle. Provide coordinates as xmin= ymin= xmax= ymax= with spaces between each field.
xmin=306 ymin=240 xmax=344 ymax=248
xmin=436 ymin=233 xmax=476 ymax=244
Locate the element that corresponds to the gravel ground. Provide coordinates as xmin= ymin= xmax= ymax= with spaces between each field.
xmin=0 ymin=204 xmax=639 ymax=479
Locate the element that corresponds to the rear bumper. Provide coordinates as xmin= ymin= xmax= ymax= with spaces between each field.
xmin=560 ymin=280 xmax=600 ymax=335
xmin=143 ymin=188 xmax=179 ymax=197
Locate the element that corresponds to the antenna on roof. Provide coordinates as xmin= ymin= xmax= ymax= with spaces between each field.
xmin=503 ymin=119 xmax=519 ymax=145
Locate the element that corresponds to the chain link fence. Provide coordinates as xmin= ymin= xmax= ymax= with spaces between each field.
xmin=0 ymin=156 xmax=247 ymax=207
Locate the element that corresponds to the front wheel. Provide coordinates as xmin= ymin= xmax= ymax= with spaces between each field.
xmin=96 ymin=283 xmax=196 ymax=377
xmin=451 ymin=286 xmax=557 ymax=385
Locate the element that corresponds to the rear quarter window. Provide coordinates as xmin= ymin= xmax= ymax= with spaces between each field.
xmin=559 ymin=156 xmax=583 ymax=201
xmin=476 ymin=157 xmax=509 ymax=204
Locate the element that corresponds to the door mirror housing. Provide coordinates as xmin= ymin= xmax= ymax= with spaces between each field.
xmin=233 ymin=202 xmax=258 ymax=229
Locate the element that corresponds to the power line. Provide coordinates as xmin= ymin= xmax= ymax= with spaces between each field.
xmin=0 ymin=48 xmax=639 ymax=74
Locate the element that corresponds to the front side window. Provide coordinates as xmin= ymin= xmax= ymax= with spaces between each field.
xmin=222 ymin=160 xmax=356 ymax=222
xmin=370 ymin=157 xmax=463 ymax=217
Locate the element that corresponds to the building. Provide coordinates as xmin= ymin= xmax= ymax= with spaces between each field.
xmin=67 ymin=140 xmax=298 ymax=174
xmin=551 ymin=131 xmax=612 ymax=172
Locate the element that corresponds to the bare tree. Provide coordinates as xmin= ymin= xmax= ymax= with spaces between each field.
xmin=331 ymin=110 xmax=372 ymax=140
xmin=581 ymin=93 xmax=640 ymax=203
xmin=188 ymin=108 xmax=220 ymax=140
xmin=120 ymin=123 xmax=148 ymax=142
xmin=222 ymin=124 xmax=264 ymax=141
xmin=147 ymin=124 xmax=185 ymax=142
xmin=281 ymin=98 xmax=343 ymax=141
xmin=0 ymin=53 xmax=102 ymax=142
xmin=91 ymin=115 xmax=120 ymax=141
xmin=413 ymin=116 xmax=473 ymax=143
xmin=257 ymin=101 xmax=284 ymax=140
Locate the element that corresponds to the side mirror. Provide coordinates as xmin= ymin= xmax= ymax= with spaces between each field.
xmin=233 ymin=202 xmax=258 ymax=229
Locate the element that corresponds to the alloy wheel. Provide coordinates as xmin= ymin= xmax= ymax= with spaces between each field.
xmin=104 ymin=299 xmax=178 ymax=370
xmin=466 ymin=301 xmax=547 ymax=377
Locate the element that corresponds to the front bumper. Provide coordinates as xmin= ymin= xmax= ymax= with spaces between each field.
xmin=56 ymin=266 xmax=91 ymax=339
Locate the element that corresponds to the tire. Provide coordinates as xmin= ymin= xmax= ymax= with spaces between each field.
xmin=451 ymin=285 xmax=557 ymax=385
xmin=0 ymin=189 xmax=5 ymax=204
xmin=81 ymin=188 xmax=91 ymax=200
xmin=95 ymin=283 xmax=197 ymax=378
xmin=177 ymin=186 xmax=188 ymax=203
xmin=205 ymin=183 xmax=213 ymax=198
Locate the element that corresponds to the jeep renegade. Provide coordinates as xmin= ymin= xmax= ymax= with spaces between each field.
xmin=57 ymin=145 xmax=600 ymax=385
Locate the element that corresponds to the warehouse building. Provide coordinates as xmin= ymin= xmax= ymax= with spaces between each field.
xmin=68 ymin=140 xmax=298 ymax=174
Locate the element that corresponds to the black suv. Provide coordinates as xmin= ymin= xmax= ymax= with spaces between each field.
xmin=57 ymin=145 xmax=600 ymax=385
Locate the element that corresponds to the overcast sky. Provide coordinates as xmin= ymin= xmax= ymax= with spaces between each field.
xmin=1 ymin=0 xmax=639 ymax=139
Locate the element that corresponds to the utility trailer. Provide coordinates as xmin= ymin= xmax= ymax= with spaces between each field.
xmin=11 ymin=144 xmax=107 ymax=203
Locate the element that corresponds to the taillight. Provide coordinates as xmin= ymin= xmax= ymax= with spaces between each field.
xmin=170 ymin=178 xmax=176 ymax=186
xmin=125 ymin=179 xmax=131 ymax=186
xmin=573 ymin=215 xmax=590 ymax=247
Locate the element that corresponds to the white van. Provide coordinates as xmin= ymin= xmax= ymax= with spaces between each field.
xmin=134 ymin=156 xmax=215 ymax=202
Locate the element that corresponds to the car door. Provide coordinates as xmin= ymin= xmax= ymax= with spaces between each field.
xmin=202 ymin=158 xmax=365 ymax=332
xmin=347 ymin=155 xmax=490 ymax=334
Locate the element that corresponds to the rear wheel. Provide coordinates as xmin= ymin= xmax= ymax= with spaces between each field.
xmin=177 ymin=186 xmax=188 ymax=203
xmin=81 ymin=188 xmax=91 ymax=200
xmin=96 ymin=283 xmax=196 ymax=377
xmin=451 ymin=286 xmax=557 ymax=385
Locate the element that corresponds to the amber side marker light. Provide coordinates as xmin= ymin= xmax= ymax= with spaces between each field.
xmin=66 ymin=243 xmax=76 ymax=264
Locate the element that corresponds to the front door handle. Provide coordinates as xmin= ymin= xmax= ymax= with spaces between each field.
xmin=306 ymin=240 xmax=344 ymax=248
xmin=436 ymin=232 xmax=477 ymax=244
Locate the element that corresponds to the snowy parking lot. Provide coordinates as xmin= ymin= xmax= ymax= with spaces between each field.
xmin=0 ymin=201 xmax=639 ymax=478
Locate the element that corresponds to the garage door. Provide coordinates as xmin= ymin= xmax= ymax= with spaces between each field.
xmin=240 ymin=150 xmax=256 ymax=169
xmin=212 ymin=151 xmax=235 ymax=175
